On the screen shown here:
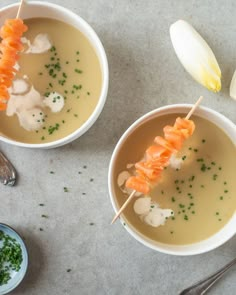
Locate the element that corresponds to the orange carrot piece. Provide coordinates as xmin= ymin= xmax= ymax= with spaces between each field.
xmin=126 ymin=176 xmax=150 ymax=195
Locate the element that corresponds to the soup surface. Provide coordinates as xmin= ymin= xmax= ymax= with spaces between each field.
xmin=0 ymin=18 xmax=102 ymax=143
xmin=113 ymin=114 xmax=236 ymax=245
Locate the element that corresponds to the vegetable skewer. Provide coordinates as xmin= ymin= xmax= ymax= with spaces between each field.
xmin=111 ymin=96 xmax=203 ymax=224
xmin=0 ymin=0 xmax=27 ymax=110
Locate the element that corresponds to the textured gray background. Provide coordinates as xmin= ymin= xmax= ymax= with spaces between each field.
xmin=1 ymin=0 xmax=236 ymax=294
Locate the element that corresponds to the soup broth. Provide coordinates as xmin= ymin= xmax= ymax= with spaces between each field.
xmin=0 ymin=18 xmax=102 ymax=143
xmin=113 ymin=114 xmax=236 ymax=245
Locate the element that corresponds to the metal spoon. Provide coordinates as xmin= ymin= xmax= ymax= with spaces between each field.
xmin=179 ymin=257 xmax=236 ymax=295
xmin=0 ymin=151 xmax=17 ymax=186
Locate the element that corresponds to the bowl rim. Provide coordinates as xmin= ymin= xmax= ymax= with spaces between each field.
xmin=0 ymin=223 xmax=28 ymax=294
xmin=0 ymin=1 xmax=109 ymax=148
xmin=108 ymin=103 xmax=236 ymax=255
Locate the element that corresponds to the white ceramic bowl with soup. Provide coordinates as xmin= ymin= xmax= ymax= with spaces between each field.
xmin=0 ymin=1 xmax=108 ymax=148
xmin=108 ymin=104 xmax=236 ymax=255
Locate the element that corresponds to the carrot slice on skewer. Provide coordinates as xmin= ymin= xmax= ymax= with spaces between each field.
xmin=154 ymin=136 xmax=177 ymax=152
xmin=174 ymin=117 xmax=195 ymax=138
xmin=126 ymin=176 xmax=150 ymax=195
xmin=163 ymin=126 xmax=185 ymax=150
xmin=135 ymin=162 xmax=162 ymax=181
xmin=145 ymin=145 xmax=171 ymax=160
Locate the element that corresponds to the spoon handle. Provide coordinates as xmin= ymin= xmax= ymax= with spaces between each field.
xmin=0 ymin=151 xmax=17 ymax=186
xmin=179 ymin=257 xmax=236 ymax=295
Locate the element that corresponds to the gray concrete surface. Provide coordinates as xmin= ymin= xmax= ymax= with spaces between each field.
xmin=1 ymin=0 xmax=236 ymax=294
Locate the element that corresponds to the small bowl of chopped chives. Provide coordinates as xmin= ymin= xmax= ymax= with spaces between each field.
xmin=0 ymin=224 xmax=28 ymax=294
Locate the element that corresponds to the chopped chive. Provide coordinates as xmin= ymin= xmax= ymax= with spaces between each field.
xmin=196 ymin=158 xmax=204 ymax=162
xmin=41 ymin=214 xmax=48 ymax=218
xmin=213 ymin=174 xmax=218 ymax=180
xmin=201 ymin=163 xmax=207 ymax=172
xmin=75 ymin=69 xmax=83 ymax=74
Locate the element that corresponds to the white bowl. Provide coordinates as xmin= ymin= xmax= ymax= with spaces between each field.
xmin=0 ymin=1 xmax=109 ymax=149
xmin=108 ymin=104 xmax=236 ymax=255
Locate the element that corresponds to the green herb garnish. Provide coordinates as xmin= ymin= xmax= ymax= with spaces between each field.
xmin=0 ymin=230 xmax=23 ymax=286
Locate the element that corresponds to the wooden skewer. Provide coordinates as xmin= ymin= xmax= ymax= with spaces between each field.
xmin=16 ymin=0 xmax=25 ymax=19
xmin=111 ymin=190 xmax=136 ymax=224
xmin=111 ymin=96 xmax=203 ymax=224
xmin=185 ymin=96 xmax=203 ymax=120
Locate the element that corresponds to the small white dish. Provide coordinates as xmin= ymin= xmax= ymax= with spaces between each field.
xmin=0 ymin=1 xmax=109 ymax=149
xmin=0 ymin=223 xmax=28 ymax=294
xmin=108 ymin=104 xmax=236 ymax=255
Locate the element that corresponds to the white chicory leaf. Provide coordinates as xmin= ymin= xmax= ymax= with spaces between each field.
xmin=170 ymin=20 xmax=221 ymax=92
xmin=229 ymin=70 xmax=236 ymax=100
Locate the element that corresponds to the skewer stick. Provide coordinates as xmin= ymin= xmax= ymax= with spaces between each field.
xmin=111 ymin=190 xmax=136 ymax=224
xmin=185 ymin=96 xmax=203 ymax=120
xmin=111 ymin=96 xmax=204 ymax=224
xmin=16 ymin=0 xmax=25 ymax=19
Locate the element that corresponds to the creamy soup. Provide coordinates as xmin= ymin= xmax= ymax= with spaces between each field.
xmin=0 ymin=18 xmax=102 ymax=143
xmin=113 ymin=114 xmax=236 ymax=245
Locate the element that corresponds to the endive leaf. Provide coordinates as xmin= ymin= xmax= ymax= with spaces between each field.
xmin=170 ymin=20 xmax=221 ymax=92
xmin=229 ymin=70 xmax=236 ymax=100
